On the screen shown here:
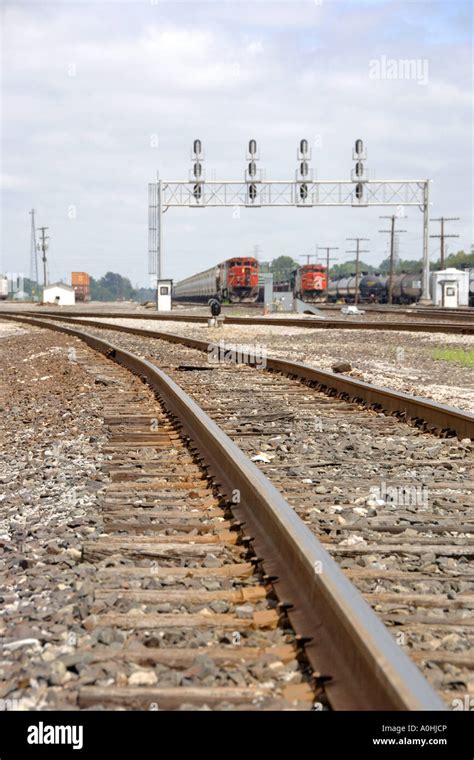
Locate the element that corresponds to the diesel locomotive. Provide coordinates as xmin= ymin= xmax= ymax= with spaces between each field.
xmin=173 ymin=257 xmax=260 ymax=303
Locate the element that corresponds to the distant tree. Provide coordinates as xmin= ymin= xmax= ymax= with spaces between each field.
xmin=436 ymin=249 xmax=474 ymax=270
xmin=269 ymin=255 xmax=299 ymax=283
xmin=378 ymin=257 xmax=422 ymax=274
xmin=330 ymin=260 xmax=375 ymax=278
xmin=89 ymin=273 xmax=155 ymax=302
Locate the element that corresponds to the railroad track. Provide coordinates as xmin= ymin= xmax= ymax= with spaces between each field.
xmin=2 ymin=308 xmax=473 ymax=334
xmin=317 ymin=304 xmax=474 ymax=323
xmin=1 ymin=314 xmax=445 ymax=711
xmin=60 ymin=344 xmax=314 ymax=711
xmin=9 ymin=312 xmax=473 ymax=438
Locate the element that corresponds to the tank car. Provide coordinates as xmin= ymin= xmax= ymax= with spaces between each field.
xmin=327 ymin=278 xmax=339 ymax=302
xmin=359 ymin=274 xmax=386 ymax=302
xmin=390 ymin=272 xmax=422 ymax=304
xmin=336 ymin=277 xmax=350 ymax=301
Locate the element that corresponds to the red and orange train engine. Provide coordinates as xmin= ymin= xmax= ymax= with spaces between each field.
xmin=221 ymin=257 xmax=259 ymax=302
xmin=291 ymin=264 xmax=327 ymax=302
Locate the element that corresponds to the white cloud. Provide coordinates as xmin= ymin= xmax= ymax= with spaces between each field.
xmin=1 ymin=1 xmax=472 ymax=283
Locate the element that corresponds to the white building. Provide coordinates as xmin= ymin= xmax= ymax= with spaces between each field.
xmin=430 ymin=268 xmax=469 ymax=308
xmin=43 ymin=283 xmax=76 ymax=306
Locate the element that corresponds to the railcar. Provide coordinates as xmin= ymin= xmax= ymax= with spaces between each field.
xmin=290 ymin=264 xmax=327 ymax=302
xmin=390 ymin=272 xmax=422 ymax=304
xmin=359 ymin=274 xmax=387 ymax=302
xmin=173 ymin=257 xmax=259 ymax=303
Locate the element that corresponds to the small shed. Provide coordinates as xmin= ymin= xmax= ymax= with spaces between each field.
xmin=430 ymin=268 xmax=469 ymax=308
xmin=43 ymin=283 xmax=76 ymax=306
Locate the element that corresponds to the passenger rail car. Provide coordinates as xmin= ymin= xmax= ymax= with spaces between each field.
xmin=173 ymin=257 xmax=259 ymax=303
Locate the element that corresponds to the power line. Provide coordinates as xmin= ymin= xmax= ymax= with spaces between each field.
xmin=346 ymin=237 xmax=369 ymax=305
xmin=430 ymin=217 xmax=460 ymax=269
xmin=379 ymin=216 xmax=407 ymax=304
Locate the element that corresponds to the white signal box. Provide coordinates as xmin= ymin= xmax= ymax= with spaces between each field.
xmin=156 ymin=279 xmax=172 ymax=311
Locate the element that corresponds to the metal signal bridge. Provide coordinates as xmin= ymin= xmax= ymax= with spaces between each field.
xmin=149 ymin=138 xmax=431 ymax=305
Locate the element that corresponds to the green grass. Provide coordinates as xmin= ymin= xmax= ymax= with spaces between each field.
xmin=432 ymin=347 xmax=474 ymax=369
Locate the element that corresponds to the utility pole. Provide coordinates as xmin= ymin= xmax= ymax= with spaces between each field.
xmin=346 ymin=238 xmax=369 ymax=305
xmin=299 ymin=254 xmax=318 ymax=265
xmin=379 ymin=216 xmax=406 ymax=304
xmin=37 ymin=227 xmax=49 ymax=288
xmin=29 ymin=209 xmax=39 ymax=300
xmin=317 ymin=246 xmax=339 ymax=300
xmin=430 ymin=217 xmax=460 ymax=269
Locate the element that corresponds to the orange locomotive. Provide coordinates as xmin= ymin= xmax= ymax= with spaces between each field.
xmin=221 ymin=257 xmax=259 ymax=302
xmin=173 ymin=257 xmax=259 ymax=303
xmin=291 ymin=264 xmax=327 ymax=302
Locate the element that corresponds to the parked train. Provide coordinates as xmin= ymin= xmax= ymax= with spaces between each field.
xmin=173 ymin=257 xmax=259 ymax=303
xmin=328 ymin=272 xmax=423 ymax=304
xmin=0 ymin=275 xmax=9 ymax=300
xmin=290 ymin=264 xmax=327 ymax=303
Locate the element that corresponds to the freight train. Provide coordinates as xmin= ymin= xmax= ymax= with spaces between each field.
xmin=173 ymin=257 xmax=259 ymax=303
xmin=290 ymin=264 xmax=327 ymax=302
xmin=327 ymin=272 xmax=423 ymax=304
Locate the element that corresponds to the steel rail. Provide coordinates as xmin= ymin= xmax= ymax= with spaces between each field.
xmin=3 ymin=313 xmax=445 ymax=710
xmin=8 ymin=312 xmax=473 ymax=439
xmin=3 ymin=307 xmax=473 ymax=333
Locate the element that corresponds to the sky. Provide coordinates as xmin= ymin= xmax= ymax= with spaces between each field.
xmin=1 ymin=0 xmax=472 ymax=287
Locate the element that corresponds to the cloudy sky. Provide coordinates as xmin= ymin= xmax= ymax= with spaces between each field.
xmin=1 ymin=0 xmax=472 ymax=287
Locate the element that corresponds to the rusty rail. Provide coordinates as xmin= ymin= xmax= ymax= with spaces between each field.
xmin=8 ymin=312 xmax=473 ymax=439
xmin=2 ymin=313 xmax=446 ymax=710
xmin=1 ymin=306 xmax=473 ymax=333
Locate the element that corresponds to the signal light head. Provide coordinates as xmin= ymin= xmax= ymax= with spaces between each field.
xmin=300 ymin=160 xmax=309 ymax=177
xmin=248 ymin=139 xmax=257 ymax=156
